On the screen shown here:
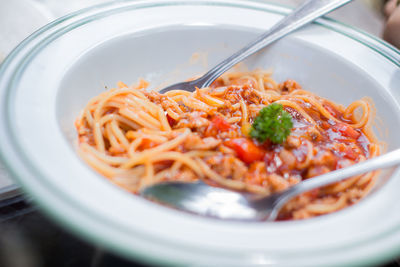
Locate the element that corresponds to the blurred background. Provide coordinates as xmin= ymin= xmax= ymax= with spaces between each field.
xmin=0 ymin=0 xmax=392 ymax=64
xmin=0 ymin=0 xmax=398 ymax=266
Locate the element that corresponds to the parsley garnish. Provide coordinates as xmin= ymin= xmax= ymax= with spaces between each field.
xmin=250 ymin=103 xmax=293 ymax=144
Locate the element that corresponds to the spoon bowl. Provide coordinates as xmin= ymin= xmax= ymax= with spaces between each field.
xmin=141 ymin=148 xmax=400 ymax=221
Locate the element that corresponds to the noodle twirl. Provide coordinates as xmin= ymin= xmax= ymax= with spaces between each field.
xmin=75 ymin=70 xmax=379 ymax=220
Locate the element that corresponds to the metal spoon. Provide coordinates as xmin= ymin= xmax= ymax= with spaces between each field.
xmin=158 ymin=0 xmax=352 ymax=94
xmin=142 ymin=0 xmax=358 ymax=220
xmin=141 ymin=148 xmax=400 ymax=221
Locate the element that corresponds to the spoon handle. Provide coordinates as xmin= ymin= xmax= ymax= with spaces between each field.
xmin=197 ymin=0 xmax=353 ymax=88
xmin=267 ymin=148 xmax=400 ymax=220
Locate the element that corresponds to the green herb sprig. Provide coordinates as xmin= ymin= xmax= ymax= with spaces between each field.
xmin=250 ymin=103 xmax=293 ymax=144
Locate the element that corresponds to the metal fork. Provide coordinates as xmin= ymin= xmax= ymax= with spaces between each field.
xmin=158 ymin=0 xmax=352 ymax=94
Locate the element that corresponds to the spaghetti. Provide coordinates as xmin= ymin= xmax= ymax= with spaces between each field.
xmin=75 ymin=70 xmax=380 ymax=220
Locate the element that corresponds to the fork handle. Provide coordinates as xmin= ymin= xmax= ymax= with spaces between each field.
xmin=196 ymin=0 xmax=353 ymax=88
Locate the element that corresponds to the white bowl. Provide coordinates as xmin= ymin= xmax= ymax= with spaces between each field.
xmin=1 ymin=0 xmax=400 ymax=266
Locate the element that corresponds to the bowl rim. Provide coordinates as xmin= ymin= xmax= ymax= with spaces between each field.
xmin=1 ymin=0 xmax=400 ymax=266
